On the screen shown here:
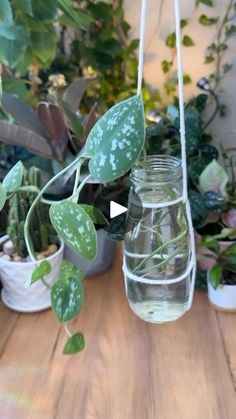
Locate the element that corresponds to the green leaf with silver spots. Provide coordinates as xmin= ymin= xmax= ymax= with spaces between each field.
xmin=63 ymin=332 xmax=85 ymax=355
xmin=49 ymin=201 xmax=97 ymax=260
xmin=51 ymin=276 xmax=84 ymax=323
xmin=59 ymin=259 xmax=84 ymax=282
xmin=0 ymin=182 xmax=6 ymax=211
xmin=85 ymin=95 xmax=145 ymax=182
xmin=31 ymin=260 xmax=52 ymax=284
xmin=2 ymin=161 xmax=24 ymax=193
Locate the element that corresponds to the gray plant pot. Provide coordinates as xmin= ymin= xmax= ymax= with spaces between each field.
xmin=64 ymin=229 xmax=115 ymax=277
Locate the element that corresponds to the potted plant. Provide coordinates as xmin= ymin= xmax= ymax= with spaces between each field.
xmin=196 ymin=156 xmax=236 ymax=310
xmin=0 ymin=164 xmax=64 ymax=312
xmin=0 ymin=92 xmax=146 ymax=354
xmin=0 ymin=80 xmax=117 ymax=276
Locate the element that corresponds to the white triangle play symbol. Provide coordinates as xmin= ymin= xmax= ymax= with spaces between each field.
xmin=110 ymin=201 xmax=127 ymax=219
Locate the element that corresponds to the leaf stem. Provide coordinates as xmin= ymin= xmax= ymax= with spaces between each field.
xmin=64 ymin=323 xmax=73 ymax=338
xmin=24 ymin=155 xmax=83 ymax=261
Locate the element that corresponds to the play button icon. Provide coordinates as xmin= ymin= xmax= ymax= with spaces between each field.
xmin=110 ymin=201 xmax=127 ymax=218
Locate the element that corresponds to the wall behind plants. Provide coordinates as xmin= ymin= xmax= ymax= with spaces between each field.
xmin=124 ymin=0 xmax=236 ymax=148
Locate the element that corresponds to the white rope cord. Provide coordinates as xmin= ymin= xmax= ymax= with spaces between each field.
xmin=123 ymin=258 xmax=194 ymax=285
xmin=125 ymin=0 xmax=196 ymax=311
xmin=173 ymin=0 xmax=196 ymax=306
xmin=174 ymin=0 xmax=188 ymax=202
xmin=137 ymin=0 xmax=147 ymax=95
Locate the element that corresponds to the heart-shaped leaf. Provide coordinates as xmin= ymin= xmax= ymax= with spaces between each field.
xmin=51 ymin=276 xmax=84 ymax=323
xmin=80 ymin=204 xmax=108 ymax=225
xmin=59 ymin=259 xmax=84 ymax=281
xmin=49 ymin=201 xmax=97 ymax=260
xmin=2 ymin=161 xmax=24 ymax=193
xmin=0 ymin=183 xmax=6 ymax=211
xmin=199 ymin=159 xmax=228 ymax=195
xmin=85 ymin=95 xmax=145 ymax=182
xmin=63 ymin=332 xmax=85 ymax=355
xmin=208 ymin=264 xmax=222 ymax=289
xmin=31 ymin=260 xmax=52 ymax=284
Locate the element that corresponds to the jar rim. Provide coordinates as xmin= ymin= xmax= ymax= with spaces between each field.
xmin=131 ymin=155 xmax=182 ymax=183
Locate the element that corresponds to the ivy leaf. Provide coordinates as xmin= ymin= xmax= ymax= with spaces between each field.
xmin=0 ymin=0 xmax=13 ymax=24
xmin=183 ymin=74 xmax=192 ymax=85
xmin=161 ymin=60 xmax=172 ymax=73
xmin=31 ymin=260 xmax=52 ymax=284
xmin=59 ymin=259 xmax=84 ymax=282
xmin=205 ymin=54 xmax=215 ymax=64
xmin=51 ymin=276 xmax=84 ymax=323
xmin=208 ymin=264 xmax=222 ymax=289
xmin=165 ymin=32 xmax=176 ymax=48
xmin=182 ymin=35 xmax=195 ymax=47
xmin=80 ymin=204 xmax=108 ymax=225
xmin=2 ymin=161 xmax=24 ymax=193
xmin=49 ymin=201 xmax=97 ymax=260
xmin=85 ymin=95 xmax=145 ymax=182
xmin=0 ymin=183 xmax=6 ymax=211
xmin=197 ymin=0 xmax=213 ymax=6
xmin=199 ymin=15 xmax=218 ymax=26
xmin=181 ymin=19 xmax=188 ymax=28
xmin=31 ymin=30 xmax=57 ymax=63
xmin=63 ymin=332 xmax=85 ymax=355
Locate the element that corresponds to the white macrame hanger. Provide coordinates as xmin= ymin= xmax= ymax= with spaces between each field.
xmin=127 ymin=0 xmax=196 ymax=311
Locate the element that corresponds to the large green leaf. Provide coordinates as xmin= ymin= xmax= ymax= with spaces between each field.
xmin=2 ymin=161 xmax=24 ymax=193
xmin=32 ymin=0 xmax=58 ymax=21
xmin=0 ymin=0 xmax=13 ymax=24
xmin=31 ymin=30 xmax=57 ymax=63
xmin=49 ymin=201 xmax=97 ymax=260
xmin=0 ymin=24 xmax=29 ymax=67
xmin=0 ymin=182 xmax=6 ymax=211
xmin=85 ymin=95 xmax=145 ymax=182
xmin=63 ymin=332 xmax=85 ymax=355
xmin=58 ymin=0 xmax=92 ymax=29
xmin=0 ymin=24 xmax=28 ymax=41
xmin=51 ymin=276 xmax=84 ymax=323
xmin=11 ymin=0 xmax=33 ymax=16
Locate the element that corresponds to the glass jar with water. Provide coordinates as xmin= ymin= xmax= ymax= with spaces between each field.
xmin=123 ymin=155 xmax=194 ymax=323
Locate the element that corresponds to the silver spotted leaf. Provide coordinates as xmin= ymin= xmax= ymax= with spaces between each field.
xmin=2 ymin=161 xmax=24 ymax=193
xmin=59 ymin=259 xmax=84 ymax=282
xmin=49 ymin=201 xmax=97 ymax=260
xmin=63 ymin=332 xmax=85 ymax=355
xmin=85 ymin=95 xmax=145 ymax=182
xmin=51 ymin=276 xmax=84 ymax=323
xmin=0 ymin=182 xmax=6 ymax=211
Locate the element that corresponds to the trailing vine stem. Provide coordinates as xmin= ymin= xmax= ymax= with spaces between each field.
xmin=24 ymin=154 xmax=85 ymax=262
xmin=132 ymin=225 xmax=187 ymax=274
xmin=212 ymin=0 xmax=235 ymax=90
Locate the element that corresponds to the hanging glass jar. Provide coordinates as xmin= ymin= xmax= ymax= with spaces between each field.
xmin=123 ymin=155 xmax=194 ymax=323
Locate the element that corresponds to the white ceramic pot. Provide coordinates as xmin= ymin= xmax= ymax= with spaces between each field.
xmin=0 ymin=235 xmax=64 ymax=313
xmin=207 ymin=278 xmax=236 ymax=312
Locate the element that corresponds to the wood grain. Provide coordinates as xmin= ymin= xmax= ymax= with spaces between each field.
xmin=0 ymin=247 xmax=236 ymax=419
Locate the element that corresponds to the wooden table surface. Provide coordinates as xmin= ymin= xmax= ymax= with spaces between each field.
xmin=0 ymin=247 xmax=236 ymax=419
